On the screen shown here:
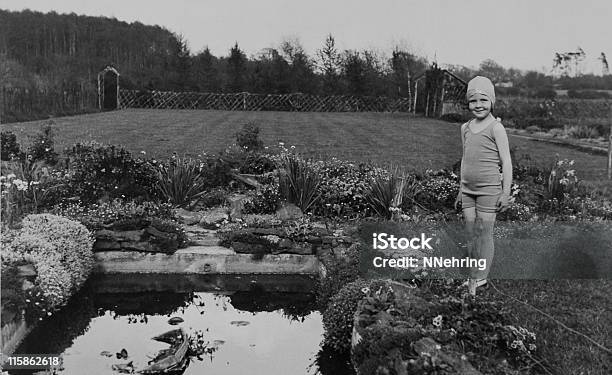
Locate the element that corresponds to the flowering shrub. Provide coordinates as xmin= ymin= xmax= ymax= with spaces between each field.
xmin=27 ymin=123 xmax=59 ymax=165
xmin=3 ymin=214 xmax=94 ymax=313
xmin=149 ymin=217 xmax=189 ymax=249
xmin=1 ymin=161 xmax=70 ymax=225
xmin=414 ymin=169 xmax=460 ymax=212
xmin=321 ymin=279 xmax=372 ymax=352
xmin=499 ymin=201 xmax=535 ymax=221
xmin=65 ymin=142 xmax=158 ymax=203
xmin=53 ymin=199 xmax=175 ymax=230
xmin=238 ymin=152 xmax=276 ymax=174
xmin=312 ymin=158 xmax=389 ymax=218
xmin=243 ymin=183 xmax=280 ymax=214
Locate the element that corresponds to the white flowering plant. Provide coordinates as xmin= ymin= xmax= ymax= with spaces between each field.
xmin=547 ymin=155 xmax=578 ymax=202
xmin=1 ymin=159 xmax=69 ymax=225
xmin=3 ymin=214 xmax=94 ymax=316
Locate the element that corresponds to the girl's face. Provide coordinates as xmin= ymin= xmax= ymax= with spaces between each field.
xmin=468 ymin=93 xmax=492 ymax=120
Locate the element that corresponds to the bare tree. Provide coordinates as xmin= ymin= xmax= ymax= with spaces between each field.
xmin=599 ymin=52 xmax=609 ymax=75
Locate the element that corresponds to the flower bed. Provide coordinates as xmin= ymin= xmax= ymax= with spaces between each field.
xmin=351 ymin=280 xmax=543 ymax=375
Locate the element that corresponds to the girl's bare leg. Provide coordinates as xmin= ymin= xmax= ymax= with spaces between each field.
xmin=462 ymin=207 xmax=476 ymax=256
xmin=474 ymin=211 xmax=496 ymax=281
xmin=462 ymin=207 xmax=477 ymax=294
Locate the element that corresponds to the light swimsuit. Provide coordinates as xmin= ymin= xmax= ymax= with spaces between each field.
xmin=460 ymin=118 xmax=502 ymax=213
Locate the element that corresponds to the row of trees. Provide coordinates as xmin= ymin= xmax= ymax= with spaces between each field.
xmin=1 ymin=9 xmax=611 ymax=102
xmin=0 ymin=9 xmax=430 ymax=98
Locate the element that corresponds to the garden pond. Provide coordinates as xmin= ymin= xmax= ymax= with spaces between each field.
xmin=10 ymin=274 xmax=354 ymax=375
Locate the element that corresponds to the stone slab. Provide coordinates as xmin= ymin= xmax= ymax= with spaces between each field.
xmin=189 ymin=237 xmax=221 ymax=247
xmin=175 ymin=245 xmax=234 ymax=255
xmin=94 ymin=249 xmax=319 ymax=275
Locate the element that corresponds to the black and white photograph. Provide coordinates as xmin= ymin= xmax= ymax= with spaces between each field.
xmin=1 ymin=1 xmax=610 ymax=374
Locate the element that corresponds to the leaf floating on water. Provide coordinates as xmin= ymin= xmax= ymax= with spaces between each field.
xmin=100 ymin=351 xmax=113 ymax=357
xmin=115 ymin=348 xmax=128 ymax=359
xmin=230 ymin=320 xmax=250 ymax=327
xmin=168 ymin=317 xmax=184 ymax=325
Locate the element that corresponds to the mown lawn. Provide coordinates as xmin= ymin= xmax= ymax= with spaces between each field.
xmin=2 ymin=109 xmax=610 ymax=185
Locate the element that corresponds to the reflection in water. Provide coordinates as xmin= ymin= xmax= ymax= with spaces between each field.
xmin=12 ymin=274 xmax=354 ymax=375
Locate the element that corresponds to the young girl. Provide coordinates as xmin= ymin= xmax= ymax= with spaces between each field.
xmin=454 ymin=76 xmax=512 ymax=296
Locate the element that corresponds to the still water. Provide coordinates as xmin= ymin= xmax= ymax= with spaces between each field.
xmin=12 ymin=274 xmax=354 ymax=375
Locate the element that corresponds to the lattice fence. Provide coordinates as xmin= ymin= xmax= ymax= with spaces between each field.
xmin=118 ymin=90 xmax=412 ymax=112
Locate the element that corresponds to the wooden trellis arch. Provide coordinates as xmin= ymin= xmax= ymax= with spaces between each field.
xmin=97 ymin=65 xmax=120 ymax=110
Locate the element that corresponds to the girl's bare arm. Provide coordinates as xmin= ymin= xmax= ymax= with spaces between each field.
xmin=493 ymin=122 xmax=512 ymax=195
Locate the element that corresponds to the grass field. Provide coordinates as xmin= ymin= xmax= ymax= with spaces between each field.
xmin=2 ymin=109 xmax=610 ymax=186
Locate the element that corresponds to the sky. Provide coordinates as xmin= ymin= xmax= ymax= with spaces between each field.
xmin=2 ymin=0 xmax=611 ymax=73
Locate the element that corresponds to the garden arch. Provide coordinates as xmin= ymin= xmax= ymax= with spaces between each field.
xmin=97 ymin=66 xmax=120 ymax=110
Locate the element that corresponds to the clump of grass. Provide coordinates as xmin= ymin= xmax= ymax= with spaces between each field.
xmin=156 ymin=156 xmax=207 ymax=209
xmin=278 ymin=154 xmax=321 ymax=212
xmin=364 ymin=165 xmax=415 ymax=219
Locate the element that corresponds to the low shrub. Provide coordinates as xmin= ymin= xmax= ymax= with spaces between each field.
xmin=564 ymin=125 xmax=600 ymax=139
xmin=4 ymin=214 xmax=94 ymax=312
xmin=321 ymin=279 xmax=371 ymax=352
xmin=567 ymin=89 xmax=610 ymax=99
xmin=65 ymin=142 xmax=158 ymax=203
xmin=198 ymin=187 xmax=228 ymax=209
xmin=150 ymin=217 xmax=189 ymax=249
xmin=317 ymin=242 xmax=362 ymax=310
xmin=413 ymin=169 xmax=460 ymax=213
xmin=235 ymin=122 xmax=264 ymax=152
xmin=238 ymin=152 xmax=275 ymax=174
xmin=27 ymin=123 xmax=59 ymax=165
xmin=532 ymin=88 xmax=557 ymax=99
xmin=1 ymin=131 xmax=23 ymax=161
xmin=199 ymin=154 xmax=234 ymax=189
xmin=498 ymin=201 xmax=535 ymax=221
